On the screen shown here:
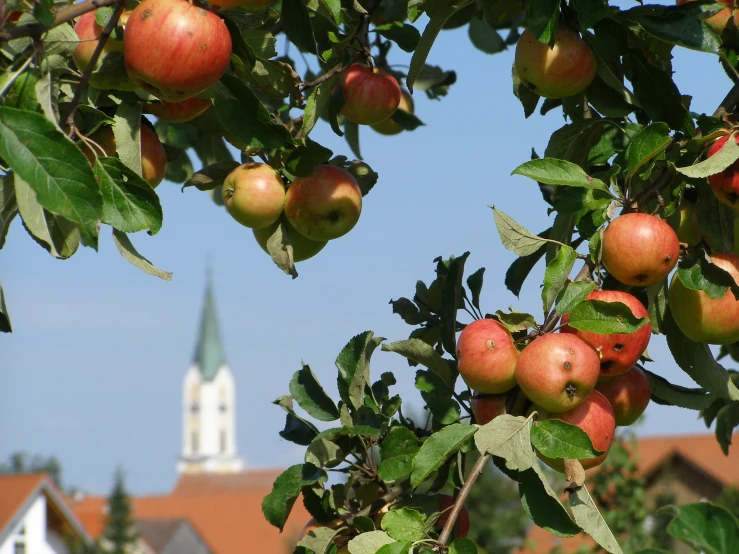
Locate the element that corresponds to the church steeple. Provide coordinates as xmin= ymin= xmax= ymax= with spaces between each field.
xmin=192 ymin=274 xmax=226 ymax=381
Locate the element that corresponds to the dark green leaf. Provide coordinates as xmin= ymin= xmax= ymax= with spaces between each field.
xmin=410 ymin=423 xmax=476 ymax=487
xmin=571 ymin=0 xmax=609 ymax=30
xmin=466 ymin=267 xmax=484 ymax=310
xmin=567 ymin=300 xmax=650 ymax=334
xmin=290 ymin=364 xmax=340 ymax=422
xmin=505 ymin=228 xmax=551 ymax=296
xmin=336 ymin=331 xmax=384 ymax=411
xmin=555 ymin=281 xmax=596 ymax=316
xmin=183 ymin=161 xmax=240 ymax=191
xmin=677 ymin=133 xmax=739 ymax=178
xmin=449 ymin=538 xmax=478 ymax=554
xmin=635 ymin=6 xmax=721 ymax=53
xmin=0 ymin=174 xmax=17 ymax=249
xmin=441 ymin=251 xmax=469 ymax=356
xmin=0 ymin=280 xmax=11 ymax=333
xmin=382 ymin=339 xmax=454 ymax=388
xmin=518 ymin=467 xmax=580 ymax=537
xmin=531 ymin=419 xmax=603 ymax=459
xmin=677 ymin=251 xmax=739 ymax=300
xmin=301 ymin=78 xmax=336 ymax=139
xmin=380 ymin=508 xmax=426 ymax=542
xmin=261 ymin=463 xmax=326 ymax=531
xmin=468 ymin=17 xmax=505 ymax=54
xmin=388 ymin=109 xmax=424 ymax=131
xmin=111 ymin=230 xmax=172 ymax=280
xmin=666 ymin=502 xmax=739 ymax=554
xmin=527 ymin=0 xmax=559 ymax=43
xmin=376 ymin=21 xmax=421 ymax=52
xmin=512 ymin=158 xmax=610 ymax=192
xmin=281 ymin=0 xmax=317 ymax=54
xmin=285 ymin=139 xmax=333 ymax=178
xmin=643 ymin=368 xmax=714 ymax=410
xmin=545 ymin=119 xmax=610 ymax=169
xmin=542 ymin=245 xmax=577 ymax=313
xmin=715 ymin=402 xmax=739 ymax=455
xmin=625 ymin=122 xmax=671 ymax=179
xmin=344 ymin=120 xmax=362 ymax=160
xmin=695 ymin=183 xmax=735 ymax=253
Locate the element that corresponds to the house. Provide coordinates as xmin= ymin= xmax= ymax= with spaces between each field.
xmin=0 ymin=473 xmax=90 ymax=554
xmin=518 ymin=433 xmax=739 ymax=554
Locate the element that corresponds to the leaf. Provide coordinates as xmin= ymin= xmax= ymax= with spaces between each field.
xmin=504 ymin=228 xmax=552 ymax=296
xmin=474 ymin=415 xmax=536 ymax=471
xmin=494 ymin=311 xmax=537 ymax=333
xmin=677 ymin=133 xmax=739 ymax=178
xmin=285 ymin=139 xmax=333 ymax=178
xmin=677 ymin=251 xmax=739 ymax=300
xmin=466 ymin=267 xmax=484 ymax=310
xmin=527 ymin=0 xmax=559 ymax=43
xmin=570 ymin=0 xmax=609 ymax=30
xmin=545 ymin=119 xmax=610 ymax=169
xmin=542 ymin=245 xmax=577 ymax=313
xmin=643 ymin=368 xmax=714 ymax=410
xmin=666 ymin=502 xmax=739 ymax=554
xmin=382 ymin=339 xmax=454 ymax=388
xmin=261 ymin=463 xmax=326 ymax=531
xmin=493 ymin=208 xmax=562 ymax=256
xmin=0 ymin=281 xmax=11 ymax=333
xmin=569 ymin=486 xmax=624 ymax=554
xmin=274 ymin=396 xmax=319 ymax=446
xmin=297 ymin=525 xmax=339 ymax=553
xmin=441 ymin=252 xmax=469 ymax=356
xmin=112 ymin=229 xmax=172 ymax=280
xmin=113 ymin=103 xmax=143 ymax=178
xmin=184 ymin=161 xmax=240 ymax=191
xmin=376 ymin=543 xmax=412 ymax=554
xmin=555 ymin=281 xmax=596 ymax=316
xmin=566 ymin=300 xmax=650 ymax=334
xmin=635 ymin=7 xmax=721 ymax=53
xmin=281 ymin=0 xmax=317 ymax=54
xmin=344 ymin=120 xmax=362 ymax=160
xmin=346 ymin=160 xmax=378 ymax=197
xmin=261 ymin=219 xmax=298 ymax=278
xmin=376 ymin=22 xmax=421 ymax=52
xmin=305 ymin=437 xmax=345 ymax=468
xmin=301 ymin=78 xmax=335 ymax=139
xmin=347 ymin=531 xmax=396 ymax=554
xmin=695 ymin=183 xmax=735 ymax=253
xmin=512 ymin=158 xmax=610 ymax=192
xmin=0 ymin=107 xmax=101 ymax=246
xmin=715 ymin=402 xmax=739 ymax=455
xmin=625 ymin=122 xmax=671 ymax=179
xmin=467 ymin=17 xmax=505 ymax=54
xmin=518 ymin=466 xmax=580 ymax=537
xmin=0 ymin=174 xmax=17 ymax=249
xmin=531 ymin=419 xmax=603 ymax=460
xmin=449 ymin=538 xmax=478 ymax=554
xmin=290 ymin=364 xmax=340 ymax=422
xmin=380 ymin=508 xmax=426 ymax=542
xmin=410 ymin=423 xmax=476 ymax=488
xmin=336 ymin=331 xmax=384 ymax=411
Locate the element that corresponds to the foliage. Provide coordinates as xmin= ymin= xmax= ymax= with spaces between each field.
xmin=101 ymin=468 xmax=139 ymax=554
xmin=0 ymin=451 xmax=63 ymax=488
xmin=716 ymin=486 xmax=739 ymax=520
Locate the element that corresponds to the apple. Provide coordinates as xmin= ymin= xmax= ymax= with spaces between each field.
xmin=514 ymin=24 xmax=596 ymax=99
xmin=676 ymin=0 xmax=739 ymax=33
xmin=595 ymin=366 xmax=651 ymax=426
xmin=124 ymin=0 xmax=232 ymax=102
xmin=436 ymin=494 xmax=470 ymax=538
xmin=669 ymin=252 xmax=739 ymax=344
xmin=341 ymin=63 xmax=401 ymax=125
xmin=144 ymin=97 xmax=212 ymax=123
xmin=253 ymin=218 xmax=327 ymax=262
xmin=535 ymin=390 xmax=616 ymax=472
xmin=471 ymin=393 xmax=507 ymax=425
xmin=371 ymin=89 xmax=414 ymax=136
xmin=284 ymin=165 xmax=362 ymax=241
xmin=671 ymin=196 xmax=701 ymax=246
xmin=222 ymin=163 xmax=285 ymax=229
xmin=80 ymin=123 xmax=167 ymax=187
xmin=514 ymin=333 xmax=600 ymax=413
xmin=208 ymin=0 xmax=275 ymax=10
xmin=561 ymin=290 xmax=651 ymax=377
xmin=706 ymin=134 xmax=739 ymax=210
xmin=602 ymin=212 xmax=680 ymax=287
xmin=456 ymin=319 xmax=518 ymax=394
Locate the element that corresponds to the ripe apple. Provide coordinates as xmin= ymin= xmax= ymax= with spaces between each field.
xmin=514 ymin=24 xmax=596 ymax=99
xmin=595 ymin=366 xmax=651 ymax=426
xmin=144 ymin=97 xmax=212 ymax=123
xmin=208 ymin=0 xmax=274 ymax=10
xmin=706 ymin=134 xmax=739 ymax=210
xmin=456 ymin=319 xmax=518 ymax=394
xmin=471 ymin=393 xmax=507 ymax=425
xmin=436 ymin=494 xmax=470 ymax=538
xmin=676 ymin=0 xmax=739 ymax=33
xmin=80 ymin=124 xmax=167 ymax=187
xmin=284 ymin=165 xmax=362 ymax=241
xmin=515 ymin=333 xmax=600 ymax=413
xmin=253 ymin=218 xmax=327 ymax=262
xmin=561 ymin=290 xmax=651 ymax=377
xmin=341 ymin=64 xmax=401 ymax=125
xmin=124 ymin=0 xmax=232 ymax=102
xmin=669 ymin=252 xmax=739 ymax=344
xmin=222 ymin=163 xmax=285 ymax=229
xmin=602 ymin=212 xmax=680 ymax=287
xmin=370 ymin=89 xmax=414 ymax=136
xmin=535 ymin=390 xmax=616 ymax=472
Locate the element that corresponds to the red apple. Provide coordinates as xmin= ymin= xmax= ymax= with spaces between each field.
xmin=561 ymin=290 xmax=651 ymax=377
xmin=144 ymin=97 xmax=212 ymax=123
xmin=341 ymin=64 xmax=401 ymax=125
xmin=124 ymin=0 xmax=232 ymax=102
xmin=80 ymin=124 xmax=167 ymax=187
xmin=676 ymin=0 xmax=739 ymax=33
xmin=208 ymin=0 xmax=274 ymax=10
xmin=514 ymin=24 xmax=596 ymax=99
xmin=222 ymin=163 xmax=285 ymax=229
xmin=706 ymin=134 xmax=739 ymax=210
xmin=535 ymin=390 xmax=616 ymax=472
xmin=515 ymin=333 xmax=600 ymax=413
xmin=284 ymin=165 xmax=362 ymax=241
xmin=456 ymin=319 xmax=518 ymax=394
xmin=253 ymin=218 xmax=327 ymax=262
xmin=370 ymin=89 xmax=414 ymax=136
xmin=669 ymin=252 xmax=739 ymax=344
xmin=471 ymin=393 xmax=507 ymax=425
xmin=436 ymin=494 xmax=470 ymax=538
xmin=595 ymin=366 xmax=651 ymax=426
xmin=602 ymin=212 xmax=680 ymax=287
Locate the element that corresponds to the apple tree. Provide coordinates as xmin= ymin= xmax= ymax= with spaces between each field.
xmin=3 ymin=0 xmax=739 ymax=551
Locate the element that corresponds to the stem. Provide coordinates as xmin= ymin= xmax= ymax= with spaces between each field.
xmin=300 ymin=62 xmax=345 ymax=91
xmin=437 ymin=454 xmax=490 ymax=546
xmin=0 ymin=0 xmax=120 ymax=42
xmin=346 ymin=482 xmax=408 ymax=524
xmin=452 ymin=391 xmax=474 ymax=419
xmin=64 ymin=0 xmax=126 ymax=138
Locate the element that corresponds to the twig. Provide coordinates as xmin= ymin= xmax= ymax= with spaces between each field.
xmin=437 ymin=454 xmax=490 ymax=546
xmin=64 ymin=0 xmax=126 ymax=138
xmin=300 ymin=63 xmax=345 ymax=91
xmin=0 ymin=0 xmax=120 ymax=42
xmin=452 ymin=391 xmax=474 ymax=418
xmin=345 ymin=482 xmax=408 ymax=524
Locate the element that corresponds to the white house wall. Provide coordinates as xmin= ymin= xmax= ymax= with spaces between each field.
xmin=0 ymin=495 xmax=69 ymax=554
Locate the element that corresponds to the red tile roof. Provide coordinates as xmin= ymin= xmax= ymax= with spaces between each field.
xmin=0 ymin=473 xmax=46 ymax=534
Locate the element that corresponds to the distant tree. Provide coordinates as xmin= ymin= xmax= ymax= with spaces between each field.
xmin=0 ymin=451 xmax=63 ymax=488
xmin=101 ymin=469 xmax=139 ymax=554
xmin=715 ymin=486 xmax=739 ymax=519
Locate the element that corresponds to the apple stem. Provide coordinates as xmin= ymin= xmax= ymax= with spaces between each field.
xmin=437 ymin=453 xmax=490 ymax=547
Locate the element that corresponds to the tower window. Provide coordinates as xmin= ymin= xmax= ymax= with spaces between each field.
xmin=191 ymin=431 xmax=199 ymax=454
xmin=220 ymin=430 xmax=227 ymax=453
xmin=219 ymin=402 xmax=227 ymax=413
xmin=190 ymin=402 xmax=200 ymax=414
xmin=14 ymin=542 xmax=25 ymax=554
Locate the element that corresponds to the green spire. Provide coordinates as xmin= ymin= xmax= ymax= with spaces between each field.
xmin=192 ymin=273 xmax=226 ymax=381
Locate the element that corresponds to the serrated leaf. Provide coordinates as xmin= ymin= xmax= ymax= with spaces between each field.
xmin=493 ymin=208 xmax=562 ymax=256
xmin=512 ymin=158 xmax=610 ymax=192
xmin=262 ymin=219 xmax=298 ymax=279
xmin=290 ymin=364 xmax=340 ymax=422
xmin=112 ymin=229 xmax=172 ymax=280
xmin=0 ymin=281 xmax=11 ymax=333
xmin=542 ymin=245 xmax=577 ymax=313
xmin=376 ymin=543 xmax=412 ymax=554
xmin=665 ymin=502 xmax=739 ymax=554
xmin=519 ymin=466 xmax=580 ymax=537
xmin=113 ymin=103 xmax=143 ymax=178
xmin=348 ymin=531 xmax=396 ymax=553
xmin=677 ymin=251 xmax=739 ymax=299
xmin=569 ymin=486 xmax=623 ymax=554
xmin=410 ymin=423 xmax=476 ymax=487
xmin=281 ymin=0 xmax=317 ymax=54
xmin=625 ymin=122 xmax=671 ymax=179
xmin=635 ymin=7 xmax=721 ymax=53
xmin=301 ymin=78 xmax=336 ymax=139
xmin=545 ymin=119 xmax=609 ymax=169
xmin=566 ymin=300 xmax=650 ymax=334
xmin=643 ymin=368 xmax=714 ymax=410
xmin=336 ymin=331 xmax=384 ymax=411
xmin=297 ymin=525 xmax=339 ymax=553
xmin=382 ymin=339 xmax=454 ymax=388
xmin=261 ymin=463 xmax=326 ymax=531
xmin=527 ymin=0 xmax=559 ymax=42
xmin=183 ymin=161 xmax=240 ymax=191
xmin=531 ymin=419 xmax=603 ymax=459
xmin=678 ymin=134 xmax=739 ymax=178
xmin=376 ymin=22 xmax=421 ymax=52
xmin=380 ymin=508 xmax=426 ymax=542
xmin=474 ymin=415 xmax=536 ymax=471
xmin=555 ymin=281 xmax=596 ymax=315
xmin=494 ymin=311 xmax=537 ymax=332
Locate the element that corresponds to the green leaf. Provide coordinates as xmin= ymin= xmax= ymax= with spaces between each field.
xmin=301 ymin=78 xmax=336 ymax=139
xmin=569 ymin=486 xmax=624 ymax=554
xmin=261 ymin=463 xmax=326 ymax=531
xmin=527 ymin=0 xmax=559 ymax=43
xmin=441 ymin=251 xmax=469 ymax=356
xmin=112 ymin=230 xmax=172 ymax=280
xmin=305 ymin=437 xmax=345 ymax=468
xmin=505 ymin=228 xmax=551 ymax=296
xmin=388 ymin=109 xmax=424 ymax=131
xmin=281 ymin=0 xmax=317 ymax=54
xmin=474 ymin=415 xmax=536 ymax=471
xmin=297 ymin=525 xmax=339 ymax=553
xmin=285 ymin=139 xmax=333 ymax=178
xmin=380 ymin=508 xmax=426 ymax=542
xmin=377 ymin=454 xmax=414 ymax=483
xmin=677 ymin=134 xmax=739 ymax=178
xmin=113 ymin=103 xmax=143 ymax=178
xmin=625 ymin=122 xmax=671 ymax=179
xmin=336 ymin=331 xmax=384 ymax=411
xmin=347 ymin=531 xmax=396 ymax=553
xmin=0 ymin=107 xmax=101 ymax=246
xmin=290 ymin=364 xmax=340 ymax=422
xmin=466 ymin=267 xmax=484 ymax=310
xmin=194 ymin=132 xmax=234 ymax=166
xmin=566 ymin=300 xmax=650 ymax=334
xmin=274 ymin=396 xmax=319 ymax=446
xmin=382 ymin=339 xmax=454 ymax=388
xmin=410 ymin=423 xmax=476 ymax=488
xmin=715 ymin=402 xmax=739 ymax=455
xmin=0 ymin=174 xmax=17 ymax=249
xmin=677 ymin=251 xmax=739 ymax=300
xmin=467 ymin=17 xmax=505 ymax=54
xmin=531 ymin=419 xmax=603 ymax=459
xmin=346 ymin=160 xmax=378 ymax=197
xmin=542 ymin=245 xmax=577 ymax=313
xmin=545 ymin=119 xmax=610 ymax=169
xmin=512 ymin=158 xmax=610 ymax=192
xmin=260 ymin=219 xmax=298 ymax=278
xmin=695 ymin=183 xmax=735 ymax=253
xmin=380 ymin=427 xmax=422 ymax=459
xmin=494 ymin=310 xmax=537 ymax=333
xmin=0 ymin=280 xmax=11 ymax=333
xmin=183 ymin=161 xmax=240 ymax=191
xmin=643 ymin=368 xmax=714 ymax=410
xmin=95 ymin=157 xmax=162 ymax=234
xmin=493 ymin=208 xmax=562 ymax=257
xmin=570 ymin=0 xmax=609 ymax=30
xmin=518 ymin=466 xmax=580 ymax=537
xmin=376 ymin=543 xmax=412 ymax=554
xmin=319 ymin=0 xmax=341 ymax=24
xmin=665 ymin=502 xmax=739 ymax=554
xmin=635 ymin=6 xmax=721 ymax=53
xmin=555 ymin=281 xmax=596 ymax=316
xmin=376 ymin=22 xmax=421 ymax=52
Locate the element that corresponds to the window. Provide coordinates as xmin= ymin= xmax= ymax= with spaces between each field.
xmin=16 ymin=525 xmax=25 ymax=536
xmin=14 ymin=541 xmax=25 ymax=554
xmin=219 ymin=402 xmax=227 ymax=413
xmin=220 ymin=429 xmax=227 ymax=453
xmin=190 ymin=402 xmax=200 ymax=414
xmin=191 ymin=431 xmax=199 ymax=454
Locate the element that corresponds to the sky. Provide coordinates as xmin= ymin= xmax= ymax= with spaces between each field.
xmin=1 ymin=14 xmax=735 ymax=496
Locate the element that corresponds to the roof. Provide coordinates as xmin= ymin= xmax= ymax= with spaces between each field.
xmin=171 ymin=470 xmax=283 ymax=496
xmin=192 ymin=276 xmax=226 ymax=381
xmin=136 ymin=518 xmax=191 ymax=552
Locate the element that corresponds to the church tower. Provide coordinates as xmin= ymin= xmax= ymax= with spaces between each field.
xmin=177 ymin=275 xmax=244 ymax=474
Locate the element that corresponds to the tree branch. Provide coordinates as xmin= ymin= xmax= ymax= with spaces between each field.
xmin=0 ymin=0 xmax=120 ymax=42
xmin=300 ymin=63 xmax=345 ymax=91
xmin=437 ymin=453 xmax=490 ymax=546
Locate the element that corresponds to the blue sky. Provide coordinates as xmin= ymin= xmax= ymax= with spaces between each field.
xmin=0 ymin=18 xmax=733 ymax=495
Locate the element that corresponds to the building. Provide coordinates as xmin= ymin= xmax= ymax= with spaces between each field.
xmin=0 ymin=473 xmax=90 ymax=554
